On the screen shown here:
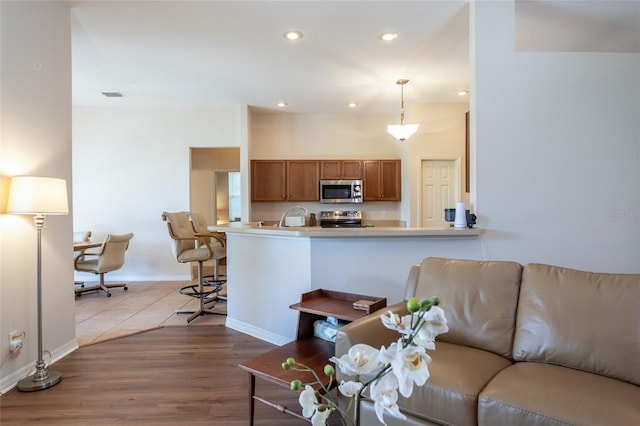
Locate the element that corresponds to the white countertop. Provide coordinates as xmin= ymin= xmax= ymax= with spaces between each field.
xmin=208 ymin=223 xmax=483 ymax=238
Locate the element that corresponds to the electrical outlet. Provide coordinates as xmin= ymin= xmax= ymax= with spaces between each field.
xmin=9 ymin=331 xmax=24 ymax=354
xmin=9 ymin=330 xmax=21 ymax=342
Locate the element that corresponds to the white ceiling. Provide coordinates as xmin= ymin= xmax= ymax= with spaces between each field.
xmin=70 ymin=0 xmax=639 ymax=114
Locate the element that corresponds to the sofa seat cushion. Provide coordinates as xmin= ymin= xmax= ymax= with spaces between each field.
xmin=479 ymin=362 xmax=640 ymax=426
xmin=391 ymin=341 xmax=512 ymax=426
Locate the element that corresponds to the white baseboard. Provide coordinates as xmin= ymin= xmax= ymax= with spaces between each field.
xmin=1 ymin=363 xmax=31 ymax=395
xmin=73 ymin=274 xmax=191 ymax=282
xmin=225 ymin=317 xmax=292 ymax=346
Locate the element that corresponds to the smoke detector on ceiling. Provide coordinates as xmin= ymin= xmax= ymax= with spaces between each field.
xmin=101 ymin=91 xmax=124 ymax=98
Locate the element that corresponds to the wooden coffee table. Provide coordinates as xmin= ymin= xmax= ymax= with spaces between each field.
xmin=239 ymin=337 xmax=335 ymax=424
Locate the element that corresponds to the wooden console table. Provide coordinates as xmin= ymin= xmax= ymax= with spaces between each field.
xmin=238 ymin=289 xmax=386 ymax=425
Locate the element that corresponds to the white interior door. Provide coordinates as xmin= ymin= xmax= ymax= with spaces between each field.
xmin=421 ymin=160 xmax=458 ymax=227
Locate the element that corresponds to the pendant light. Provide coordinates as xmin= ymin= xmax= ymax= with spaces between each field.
xmin=387 ymin=79 xmax=419 ymax=142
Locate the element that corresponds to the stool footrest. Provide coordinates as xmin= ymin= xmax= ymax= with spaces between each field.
xmin=179 ymin=282 xmax=223 ymax=299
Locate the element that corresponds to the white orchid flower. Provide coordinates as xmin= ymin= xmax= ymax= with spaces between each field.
xmin=299 ymin=385 xmax=319 ymax=418
xmin=380 ymin=341 xmax=432 ymax=397
xmin=311 ymin=406 xmax=332 ymax=426
xmin=424 ymin=305 xmax=449 ymax=335
xmin=299 ymin=385 xmax=334 ymax=426
xmin=412 ymin=329 xmax=437 ymax=350
xmin=338 ymin=380 xmax=364 ymax=398
xmin=412 ymin=306 xmax=449 ymax=349
xmin=329 ymin=343 xmax=383 ymax=376
xmin=370 ymin=373 xmax=406 ymax=425
xmin=380 ymin=311 xmax=413 ymax=335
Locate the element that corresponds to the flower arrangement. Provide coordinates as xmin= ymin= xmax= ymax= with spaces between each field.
xmin=282 ymin=296 xmax=448 ymax=426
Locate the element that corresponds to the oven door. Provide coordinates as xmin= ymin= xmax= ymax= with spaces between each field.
xmin=320 ymin=219 xmax=362 ymax=228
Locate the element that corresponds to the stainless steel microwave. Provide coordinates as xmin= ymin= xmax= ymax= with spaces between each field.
xmin=319 ymin=179 xmax=363 ymax=204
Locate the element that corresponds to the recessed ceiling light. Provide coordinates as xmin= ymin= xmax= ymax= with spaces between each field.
xmin=457 ymin=90 xmax=469 ymax=96
xmin=276 ymin=102 xmax=288 ymax=107
xmin=378 ymin=32 xmax=398 ymax=42
xmin=347 ymin=102 xmax=358 ymax=108
xmin=283 ymin=31 xmax=303 ymax=41
xmin=101 ymin=91 xmax=124 ymax=97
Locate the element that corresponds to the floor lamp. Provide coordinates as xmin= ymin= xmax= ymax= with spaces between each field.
xmin=7 ymin=176 xmax=69 ymax=392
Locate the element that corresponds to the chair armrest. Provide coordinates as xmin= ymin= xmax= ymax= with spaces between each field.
xmin=74 ymin=252 xmax=99 ymax=268
xmin=195 ymin=232 xmax=226 ymax=247
xmin=170 ymin=235 xmax=200 ymax=242
xmin=335 ymin=301 xmax=408 ymax=358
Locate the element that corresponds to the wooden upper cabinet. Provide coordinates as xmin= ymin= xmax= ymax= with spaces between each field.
xmin=252 ymin=159 xmax=398 ymax=202
xmin=287 ymin=160 xmax=320 ymax=201
xmin=251 ymin=160 xmax=286 ymax=201
xmin=320 ymin=160 xmax=363 ymax=179
xmin=363 ymin=160 xmax=401 ymax=201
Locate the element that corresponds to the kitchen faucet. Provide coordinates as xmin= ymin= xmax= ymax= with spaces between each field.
xmin=278 ymin=205 xmax=309 ymax=227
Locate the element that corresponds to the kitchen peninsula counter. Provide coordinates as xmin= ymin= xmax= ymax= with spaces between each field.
xmin=216 ymin=223 xmax=485 ymax=346
xmin=209 ymin=223 xmax=483 ymax=238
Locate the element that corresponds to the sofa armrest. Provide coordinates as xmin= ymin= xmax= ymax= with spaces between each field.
xmin=403 ymin=263 xmax=421 ymax=300
xmin=335 ymin=301 xmax=409 ymax=358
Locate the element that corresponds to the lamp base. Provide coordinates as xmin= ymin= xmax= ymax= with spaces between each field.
xmin=17 ymin=370 xmax=61 ymax=392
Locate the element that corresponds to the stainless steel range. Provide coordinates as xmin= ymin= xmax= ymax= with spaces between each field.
xmin=319 ymin=210 xmax=363 ymax=228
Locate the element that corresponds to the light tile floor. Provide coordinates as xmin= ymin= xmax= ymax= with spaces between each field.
xmin=75 ymin=279 xmax=227 ymax=346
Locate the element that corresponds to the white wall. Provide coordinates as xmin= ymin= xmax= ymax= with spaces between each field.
xmin=0 ymin=1 xmax=75 ymax=393
xmin=72 ymin=106 xmax=244 ymax=280
xmin=472 ymin=2 xmax=640 ymax=272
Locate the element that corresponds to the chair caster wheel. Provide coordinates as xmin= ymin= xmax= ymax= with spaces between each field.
xmin=106 ymin=292 xmax=112 ymax=297
xmin=124 ymin=286 xmax=128 ymax=291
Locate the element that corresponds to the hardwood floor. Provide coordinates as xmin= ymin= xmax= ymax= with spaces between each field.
xmin=0 ymin=326 xmax=309 ymax=425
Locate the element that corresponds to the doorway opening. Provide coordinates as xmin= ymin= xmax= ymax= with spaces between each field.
xmin=190 ymin=147 xmax=240 ymax=225
xmin=216 ymin=171 xmax=241 ymax=223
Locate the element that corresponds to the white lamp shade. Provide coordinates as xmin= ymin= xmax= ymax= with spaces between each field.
xmin=387 ymin=123 xmax=419 ymax=142
xmin=7 ymin=176 xmax=69 ymax=215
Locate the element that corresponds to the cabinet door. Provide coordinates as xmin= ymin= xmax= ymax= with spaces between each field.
xmin=341 ymin=160 xmax=362 ymax=179
xmin=363 ymin=160 xmax=401 ymax=201
xmin=251 ymin=160 xmax=286 ymax=201
xmin=380 ymin=160 xmax=401 ymax=200
xmin=320 ymin=160 xmax=341 ymax=179
xmin=363 ymin=160 xmax=381 ymax=200
xmin=287 ymin=160 xmax=320 ymax=201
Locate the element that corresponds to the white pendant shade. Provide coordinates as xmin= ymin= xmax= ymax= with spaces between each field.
xmin=387 ymin=123 xmax=419 ymax=142
xmin=7 ymin=176 xmax=69 ymax=215
xmin=388 ymin=79 xmax=419 ymax=142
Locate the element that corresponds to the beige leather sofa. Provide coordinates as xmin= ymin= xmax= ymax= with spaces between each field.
xmin=335 ymin=257 xmax=640 ymax=425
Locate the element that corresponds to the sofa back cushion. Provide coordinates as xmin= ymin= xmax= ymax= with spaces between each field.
xmin=412 ymin=257 xmax=523 ymax=358
xmin=513 ymin=263 xmax=640 ymax=386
